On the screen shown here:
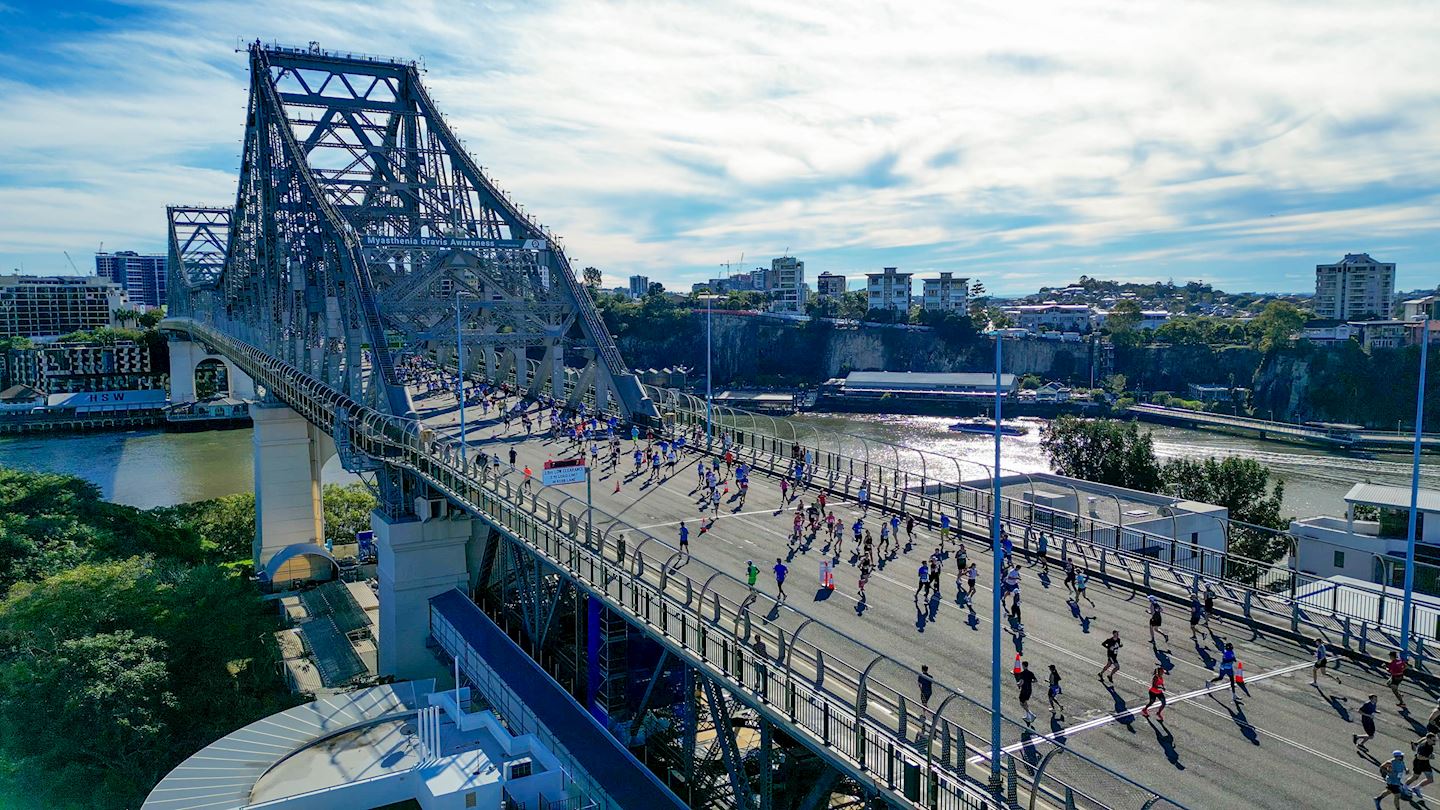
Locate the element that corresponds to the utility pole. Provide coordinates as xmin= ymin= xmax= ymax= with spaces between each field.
xmin=456 ymin=289 xmax=467 ymax=465
xmin=989 ymin=334 xmax=1004 ymax=791
xmin=1399 ymin=316 xmax=1430 ymax=661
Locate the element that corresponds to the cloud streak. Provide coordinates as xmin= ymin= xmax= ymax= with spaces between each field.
xmin=0 ymin=0 xmax=1437 ymax=294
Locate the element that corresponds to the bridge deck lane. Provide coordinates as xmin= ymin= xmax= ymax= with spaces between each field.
xmin=415 ymin=390 xmax=1431 ymax=809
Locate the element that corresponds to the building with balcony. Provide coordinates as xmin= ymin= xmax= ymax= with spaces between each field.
xmin=1293 ymin=482 xmax=1440 ymax=587
xmin=3 ymin=340 xmax=161 ymax=394
xmin=1006 ymin=303 xmax=1093 ymax=333
xmin=1314 ymin=253 xmax=1395 ymax=320
xmin=1402 ymin=295 xmax=1438 ymax=321
xmin=865 ymin=267 xmax=913 ymax=313
xmin=1348 ymin=319 xmax=1409 ymax=351
xmin=921 ymin=272 xmax=969 ymax=313
xmin=768 ymin=256 xmax=805 ymax=313
xmin=816 ymin=271 xmax=846 ymax=298
xmin=627 ymin=274 xmax=649 ymax=299
xmin=95 ymin=250 xmax=167 ymax=308
xmin=0 ymin=275 xmax=129 ymax=339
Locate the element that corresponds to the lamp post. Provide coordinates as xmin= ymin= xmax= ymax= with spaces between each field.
xmin=1399 ymin=316 xmax=1430 ymax=661
xmin=698 ymin=292 xmax=719 ymax=451
xmin=989 ymin=334 xmax=1004 ymax=790
xmin=455 ymin=288 xmax=468 ymax=465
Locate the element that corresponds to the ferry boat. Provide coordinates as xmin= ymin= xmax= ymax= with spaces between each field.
xmin=948 ymin=418 xmax=1028 ymax=437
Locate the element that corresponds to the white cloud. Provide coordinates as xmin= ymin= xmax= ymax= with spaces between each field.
xmin=0 ymin=0 xmax=1437 ymax=293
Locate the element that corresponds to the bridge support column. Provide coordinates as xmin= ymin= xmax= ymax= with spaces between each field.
xmin=510 ymin=348 xmax=529 ymax=391
xmin=169 ymin=337 xmax=257 ymax=403
xmin=252 ymin=404 xmax=325 ymax=569
xmin=373 ymin=507 xmax=472 ymax=681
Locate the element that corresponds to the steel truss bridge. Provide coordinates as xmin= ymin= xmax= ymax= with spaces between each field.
xmin=164 ymin=42 xmax=1436 ymax=810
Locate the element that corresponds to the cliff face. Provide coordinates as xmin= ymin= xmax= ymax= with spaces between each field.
xmin=1111 ymin=344 xmax=1262 ymax=392
xmin=1250 ymin=342 xmax=1438 ymax=430
xmin=614 ymin=314 xmax=1094 ymax=384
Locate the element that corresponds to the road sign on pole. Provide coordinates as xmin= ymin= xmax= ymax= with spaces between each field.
xmin=542 ymin=458 xmax=588 ymax=486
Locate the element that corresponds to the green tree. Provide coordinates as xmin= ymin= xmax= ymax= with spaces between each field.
xmin=1162 ymin=456 xmax=1289 ymax=575
xmin=581 ymin=266 xmax=602 ymax=289
xmin=138 ymin=308 xmax=166 ymax=329
xmin=112 ymin=307 xmax=143 ymax=326
xmin=1248 ymin=300 xmax=1307 ymax=353
xmin=837 ymin=290 xmax=869 ymax=321
xmin=324 ymin=483 xmax=378 ymax=546
xmin=1105 ymin=299 xmax=1143 ymax=333
xmin=1038 ymin=416 xmax=1164 ymax=491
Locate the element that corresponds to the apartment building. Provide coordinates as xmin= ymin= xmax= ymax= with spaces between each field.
xmin=865 ymin=267 xmax=913 ymax=313
xmin=1313 ymin=253 xmax=1395 ymax=320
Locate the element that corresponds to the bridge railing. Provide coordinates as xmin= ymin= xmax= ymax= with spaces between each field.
xmin=644 ymin=388 xmax=1439 ymax=672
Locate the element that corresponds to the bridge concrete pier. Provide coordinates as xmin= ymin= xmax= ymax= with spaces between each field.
xmin=252 ymin=404 xmax=326 ymax=570
xmin=372 ymin=506 xmax=473 ymax=681
xmin=169 ymin=337 xmax=256 ymax=402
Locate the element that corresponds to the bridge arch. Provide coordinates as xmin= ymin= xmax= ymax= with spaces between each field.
xmin=168 ymin=337 xmax=255 ymax=403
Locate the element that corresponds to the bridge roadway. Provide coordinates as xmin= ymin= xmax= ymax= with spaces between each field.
xmin=416 ymin=387 xmax=1432 ymax=810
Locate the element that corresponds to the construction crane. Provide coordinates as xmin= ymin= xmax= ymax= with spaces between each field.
xmin=63 ymin=251 xmax=80 ymax=274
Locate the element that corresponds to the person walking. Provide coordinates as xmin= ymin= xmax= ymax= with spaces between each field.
xmin=1377 ymin=751 xmax=1408 ymax=809
xmin=745 ymin=559 xmax=760 ymax=591
xmin=1210 ymin=643 xmax=1241 ymax=700
xmin=1388 ymin=651 xmax=1409 ymax=711
xmin=918 ymin=665 xmax=935 ymax=712
xmin=1140 ymin=666 xmax=1167 ymax=720
xmin=1355 ymin=694 xmax=1380 ymax=751
xmin=1099 ymin=631 xmax=1122 ymax=683
xmin=1312 ymin=638 xmax=1341 ymax=686
xmin=1409 ymin=732 xmax=1436 ymax=800
xmin=1016 ymin=660 xmax=1038 ymax=724
xmin=678 ymin=521 xmax=690 ymax=560
xmin=1047 ymin=665 xmax=1065 ymax=718
xmin=773 ymin=558 xmax=788 ymax=601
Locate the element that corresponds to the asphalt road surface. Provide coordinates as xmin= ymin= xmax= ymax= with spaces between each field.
xmin=415 ymin=387 xmax=1436 ymax=810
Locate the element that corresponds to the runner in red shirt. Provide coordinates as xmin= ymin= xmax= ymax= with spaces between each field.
xmin=1388 ymin=650 xmax=1409 ymax=711
xmin=1140 ymin=666 xmax=1167 ymax=720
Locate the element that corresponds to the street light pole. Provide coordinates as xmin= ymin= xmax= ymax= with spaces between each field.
xmin=456 ymin=288 xmax=467 ymax=465
xmin=1399 ymin=316 xmax=1430 ymax=661
xmin=706 ymin=292 xmax=714 ymax=451
xmin=989 ymin=334 xmax=1004 ymax=790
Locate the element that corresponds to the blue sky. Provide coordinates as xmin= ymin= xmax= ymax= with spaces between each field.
xmin=1 ymin=0 xmax=1437 ymax=296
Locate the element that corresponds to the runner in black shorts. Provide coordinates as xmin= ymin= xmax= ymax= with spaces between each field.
xmin=1098 ymin=630 xmax=1122 ymax=682
xmin=1410 ymin=732 xmax=1436 ymax=798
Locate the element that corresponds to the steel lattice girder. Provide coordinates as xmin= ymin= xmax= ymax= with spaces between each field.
xmin=166 ymin=41 xmax=656 ymax=420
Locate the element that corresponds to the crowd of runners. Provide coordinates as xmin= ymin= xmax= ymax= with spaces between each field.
xmin=403 ymin=358 xmax=1437 ymax=807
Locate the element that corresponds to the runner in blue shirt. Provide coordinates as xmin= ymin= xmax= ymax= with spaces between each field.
xmin=940 ymin=514 xmax=952 ymax=547
xmin=773 ymin=558 xmax=788 ymax=600
xmin=678 ymin=522 xmax=690 ymax=559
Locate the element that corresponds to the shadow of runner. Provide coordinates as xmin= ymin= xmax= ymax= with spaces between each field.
xmin=1214 ymin=697 xmax=1260 ymax=746
xmin=1314 ymin=684 xmax=1352 ymax=721
xmin=1149 ymin=719 xmax=1184 ymax=770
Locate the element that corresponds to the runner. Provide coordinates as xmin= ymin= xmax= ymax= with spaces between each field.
xmin=1355 ymin=693 xmax=1379 ymax=751
xmin=1202 ymin=584 xmax=1216 ymax=628
xmin=939 ymin=513 xmax=951 ymax=547
xmin=1147 ymin=595 xmax=1170 ymax=647
xmin=746 ymin=559 xmax=759 ymax=591
xmin=1189 ymin=598 xmax=1205 ymax=640
xmin=1140 ymin=666 xmax=1167 ymax=720
xmin=1075 ymin=569 xmax=1095 ymax=608
xmin=915 ymin=561 xmax=931 ymax=601
xmin=967 ymin=563 xmax=979 ymax=598
xmin=1377 ymin=751 xmax=1408 ymax=809
xmin=678 ymin=521 xmax=690 ymax=560
xmin=928 ymin=551 xmax=942 ymax=596
xmin=521 ymin=465 xmax=533 ymax=490
xmin=773 ymin=558 xmax=788 ymax=601
xmin=1063 ymin=559 xmax=1077 ymax=594
xmin=1312 ymin=638 xmax=1341 ymax=685
xmin=858 ymin=557 xmax=872 ymax=599
xmin=780 ymin=478 xmax=790 ymax=503
xmin=1409 ymin=732 xmax=1435 ymax=799
xmin=1035 ymin=532 xmax=1049 ymax=571
xmin=1388 ymin=651 xmax=1409 ymax=711
xmin=1209 ymin=642 xmax=1241 ymax=700
xmin=857 ymin=482 xmax=869 ymax=511
xmin=918 ymin=665 xmax=935 ymax=712
xmin=508 ymin=447 xmax=518 ymax=469
xmin=890 ymin=514 xmax=901 ymax=544
xmin=905 ymin=513 xmax=916 ymax=542
xmin=1009 ymin=587 xmax=1024 ymax=634
xmin=1047 ymin=665 xmax=1064 ymax=717
xmin=1098 ymin=631 xmax=1122 ymax=682
xmin=1015 ymin=660 xmax=1037 ymax=724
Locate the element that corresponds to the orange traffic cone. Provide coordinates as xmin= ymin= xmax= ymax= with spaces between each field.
xmin=1013 ymin=653 xmax=1023 ymax=676
xmin=1234 ymin=661 xmax=1245 ymax=685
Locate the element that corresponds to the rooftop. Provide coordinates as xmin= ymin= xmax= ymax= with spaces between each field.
xmin=1345 ymin=482 xmax=1440 ymax=514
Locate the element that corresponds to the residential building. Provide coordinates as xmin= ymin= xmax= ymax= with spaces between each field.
xmin=768 ymin=256 xmax=805 ymax=313
xmin=627 ymin=274 xmax=649 ymax=299
xmin=1293 ymin=482 xmax=1440 ymax=587
xmin=1302 ymin=319 xmax=1356 ymax=345
xmin=3 ymin=340 xmax=162 ymax=394
xmin=824 ymin=370 xmax=1018 ymax=403
xmin=865 ymin=267 xmax=913 ymax=313
xmin=1034 ymin=381 xmax=1072 ymax=403
xmin=0 ymin=275 xmax=129 ymax=339
xmin=95 ymin=250 xmax=167 ymax=308
xmin=921 ymin=272 xmax=969 ymax=313
xmin=1406 ymin=319 xmax=1440 ymax=346
xmin=1402 ymin=295 xmax=1439 ymax=321
xmin=1187 ymin=384 xmax=1249 ymax=404
xmin=816 ymin=271 xmax=847 ymax=298
xmin=1348 ymin=319 xmax=1408 ymax=351
xmin=1138 ymin=310 xmax=1173 ymax=330
xmin=1313 ymin=253 xmax=1395 ymax=320
xmin=1007 ymin=303 xmax=1092 ymax=333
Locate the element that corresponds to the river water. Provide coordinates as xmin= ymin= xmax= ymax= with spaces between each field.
xmin=0 ymin=417 xmax=1431 ymax=519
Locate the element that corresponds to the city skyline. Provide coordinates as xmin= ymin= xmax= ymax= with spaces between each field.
xmin=1 ymin=1 xmax=1438 ymax=296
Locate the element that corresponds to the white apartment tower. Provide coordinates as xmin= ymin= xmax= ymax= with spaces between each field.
xmin=769 ymin=256 xmax=805 ymax=312
xmin=866 ymin=267 xmax=913 ymax=313
xmin=921 ymin=272 xmax=970 ymax=313
xmin=1314 ymin=253 xmax=1395 ymax=320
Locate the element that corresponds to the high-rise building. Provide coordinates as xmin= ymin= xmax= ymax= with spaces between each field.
xmin=1313 ymin=253 xmax=1395 ymax=320
xmin=627 ymin=275 xmax=650 ymax=299
xmin=0 ymin=275 xmax=129 ymax=339
xmin=95 ymin=250 xmax=168 ymax=308
xmin=768 ymin=256 xmax=805 ymax=312
xmin=816 ymin=272 xmax=846 ymax=298
xmin=865 ymin=267 xmax=913 ymax=313
xmin=921 ymin=272 xmax=969 ymax=312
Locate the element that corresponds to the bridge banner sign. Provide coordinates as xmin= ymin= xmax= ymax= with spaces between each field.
xmin=542 ymin=458 xmax=588 ymax=486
